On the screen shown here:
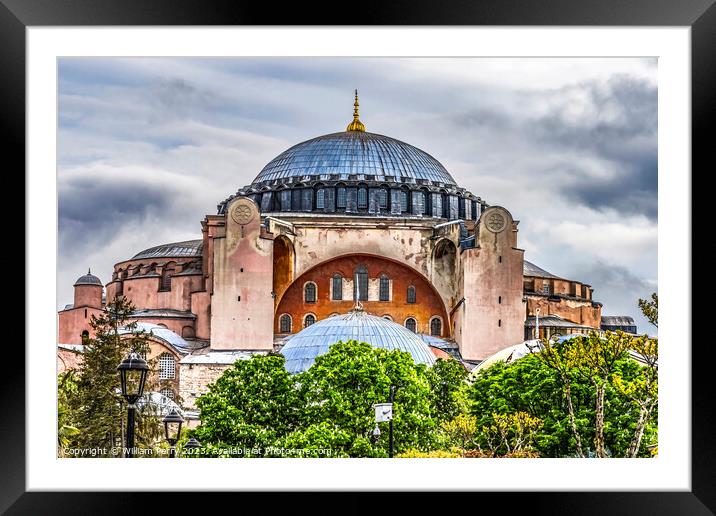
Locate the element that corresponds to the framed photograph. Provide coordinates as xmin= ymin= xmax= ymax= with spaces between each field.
xmin=8 ymin=0 xmax=712 ymax=512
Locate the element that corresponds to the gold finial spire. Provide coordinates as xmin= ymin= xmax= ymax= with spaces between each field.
xmin=346 ymin=89 xmax=366 ymax=132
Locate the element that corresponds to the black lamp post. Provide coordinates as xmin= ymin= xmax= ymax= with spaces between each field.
xmin=183 ymin=437 xmax=202 ymax=457
xmin=388 ymin=385 xmax=396 ymax=458
xmin=117 ymin=352 xmax=149 ymax=458
xmin=163 ymin=408 xmax=184 ymax=458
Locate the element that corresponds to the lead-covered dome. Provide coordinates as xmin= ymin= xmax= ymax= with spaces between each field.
xmin=74 ymin=269 xmax=102 ymax=286
xmin=280 ymin=308 xmax=436 ymax=374
xmin=252 ymin=131 xmax=456 ymax=186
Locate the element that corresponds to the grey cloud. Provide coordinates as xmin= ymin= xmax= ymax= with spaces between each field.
xmin=565 ymin=260 xmax=657 ymax=335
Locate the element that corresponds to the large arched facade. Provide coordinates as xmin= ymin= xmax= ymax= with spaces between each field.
xmin=274 ymin=253 xmax=450 ymax=337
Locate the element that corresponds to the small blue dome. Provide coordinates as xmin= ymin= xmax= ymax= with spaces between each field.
xmin=252 ymin=131 xmax=456 ymax=186
xmin=280 ymin=309 xmax=436 ymax=374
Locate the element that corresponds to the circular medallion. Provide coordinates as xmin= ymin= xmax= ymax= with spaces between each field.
xmin=231 ymin=203 xmax=255 ymax=225
xmin=486 ymin=211 xmax=507 ymax=233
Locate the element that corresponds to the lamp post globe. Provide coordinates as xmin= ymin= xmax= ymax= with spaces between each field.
xmin=163 ymin=408 xmax=185 ymax=458
xmin=117 ymin=352 xmax=149 ymax=458
xmin=183 ymin=437 xmax=202 ymax=457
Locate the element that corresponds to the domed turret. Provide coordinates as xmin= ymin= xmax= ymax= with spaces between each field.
xmin=280 ymin=307 xmax=436 ymax=374
xmin=73 ymin=268 xmax=103 ymax=308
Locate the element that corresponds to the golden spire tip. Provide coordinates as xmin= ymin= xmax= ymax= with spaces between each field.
xmin=346 ymin=89 xmax=366 ymax=132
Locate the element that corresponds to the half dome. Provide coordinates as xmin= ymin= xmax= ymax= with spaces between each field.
xmin=280 ymin=308 xmax=437 ymax=374
xmin=252 ymin=131 xmax=456 ymax=186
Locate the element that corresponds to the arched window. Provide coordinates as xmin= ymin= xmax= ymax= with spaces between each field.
xmin=382 ymin=315 xmax=393 ymax=321
xmin=407 ymin=285 xmax=416 ymax=304
xmin=279 ymin=314 xmax=292 ymax=333
xmin=379 ymin=275 xmax=390 ymax=301
xmin=357 ymin=187 xmax=368 ymax=208
xmin=158 ymin=353 xmax=176 ymax=380
xmin=160 ymin=262 xmax=175 ymax=291
xmin=378 ymin=188 xmax=388 ymax=209
xmin=422 ymin=190 xmax=431 ymax=215
xmin=337 ymin=186 xmax=347 ymax=208
xmin=400 ymin=189 xmax=409 ymax=212
xmin=332 ymin=274 xmax=343 ymax=300
xmin=181 ymin=326 xmax=195 ymax=339
xmin=316 ymin=188 xmax=325 ymax=209
xmin=279 ymin=189 xmax=291 ymax=211
xmin=304 ymin=314 xmax=316 ymax=328
xmin=80 ymin=330 xmax=90 ymax=341
xmin=430 ymin=317 xmax=442 ymax=337
xmin=160 ymin=387 xmax=175 ymax=400
xmin=354 ymin=266 xmax=368 ymax=301
xmin=405 ymin=318 xmax=417 ymax=333
xmin=304 ymin=282 xmax=317 ymax=303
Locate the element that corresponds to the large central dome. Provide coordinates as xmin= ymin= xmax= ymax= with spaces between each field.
xmin=219 ymin=91 xmax=483 ymax=219
xmin=252 ymin=131 xmax=456 ymax=186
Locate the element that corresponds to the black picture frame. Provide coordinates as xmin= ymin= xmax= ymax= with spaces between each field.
xmin=5 ymin=0 xmax=711 ymax=513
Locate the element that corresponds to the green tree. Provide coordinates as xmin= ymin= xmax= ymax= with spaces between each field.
xmin=560 ymin=332 xmax=632 ymax=457
xmin=193 ymin=353 xmax=301 ymax=451
xmin=469 ymin=351 xmax=657 ymax=458
xmin=441 ymin=413 xmax=478 ymax=456
xmin=427 ymin=358 xmax=469 ymax=423
xmin=297 ymin=340 xmax=436 ymax=457
xmin=477 ymin=412 xmax=543 ymax=457
xmin=638 ymin=293 xmax=658 ymax=328
xmin=57 ymin=371 xmax=80 ymax=455
xmin=68 ymin=296 xmax=162 ymax=456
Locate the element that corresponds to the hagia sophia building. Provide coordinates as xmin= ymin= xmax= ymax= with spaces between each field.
xmin=57 ymin=92 xmax=636 ymax=414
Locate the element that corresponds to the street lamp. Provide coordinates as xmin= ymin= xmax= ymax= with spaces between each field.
xmin=372 ymin=385 xmax=397 ymax=458
xmin=372 ymin=424 xmax=381 ymax=445
xmin=162 ymin=408 xmax=185 ymax=458
xmin=535 ymin=307 xmax=541 ymax=341
xmin=117 ymin=352 xmax=149 ymax=458
xmin=183 ymin=437 xmax=202 ymax=457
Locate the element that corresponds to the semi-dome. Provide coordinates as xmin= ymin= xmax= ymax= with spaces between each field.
xmin=280 ymin=308 xmax=436 ymax=374
xmin=252 ymin=131 xmax=456 ymax=186
xmin=74 ymin=269 xmax=102 ymax=286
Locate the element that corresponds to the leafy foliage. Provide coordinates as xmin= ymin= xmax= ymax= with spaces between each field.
xmin=469 ymin=347 xmax=658 ymax=458
xmin=193 ymin=340 xmax=447 ymax=457
xmin=297 ymin=341 xmax=436 ymax=456
xmin=193 ymin=353 xmax=300 ymax=451
xmin=638 ymin=293 xmax=658 ymax=328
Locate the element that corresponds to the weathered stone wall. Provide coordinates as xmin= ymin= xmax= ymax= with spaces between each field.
xmin=178 ymin=363 xmax=231 ymax=410
xmin=209 ymin=198 xmax=275 ymax=350
xmin=455 ymin=206 xmax=526 ymax=360
xmin=73 ymin=284 xmax=103 ymax=309
xmin=526 ymin=295 xmax=601 ymax=328
xmin=57 ymin=306 xmax=104 ymax=344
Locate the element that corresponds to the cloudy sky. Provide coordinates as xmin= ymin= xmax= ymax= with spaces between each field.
xmin=58 ymin=57 xmax=658 ymax=334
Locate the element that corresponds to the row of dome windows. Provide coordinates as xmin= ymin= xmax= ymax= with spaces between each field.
xmin=278 ymin=313 xmax=443 ymax=337
xmin=112 ymin=261 xmax=201 ymax=292
xmin=303 ymin=270 xmax=417 ymax=303
xmin=251 ymin=184 xmax=480 ymax=219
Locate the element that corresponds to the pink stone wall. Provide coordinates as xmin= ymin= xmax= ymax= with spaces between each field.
xmin=455 ymin=207 xmax=526 ymax=360
xmin=57 ymin=307 xmax=104 ymax=344
xmin=210 ymin=198 xmax=275 ymax=350
xmin=73 ymin=284 xmax=103 ymax=309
